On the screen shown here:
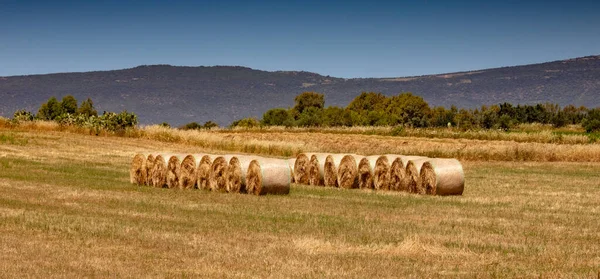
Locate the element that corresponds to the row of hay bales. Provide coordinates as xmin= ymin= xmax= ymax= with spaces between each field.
xmin=292 ymin=153 xmax=464 ymax=195
xmin=130 ymin=153 xmax=293 ymax=195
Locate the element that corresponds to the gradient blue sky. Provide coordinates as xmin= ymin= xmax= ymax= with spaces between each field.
xmin=1 ymin=0 xmax=599 ymax=78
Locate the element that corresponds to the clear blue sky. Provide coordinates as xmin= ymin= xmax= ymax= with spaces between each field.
xmin=1 ymin=0 xmax=599 ymax=78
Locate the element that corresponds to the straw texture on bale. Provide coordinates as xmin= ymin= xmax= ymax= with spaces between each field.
xmin=166 ymin=155 xmax=186 ymax=189
xmin=420 ymin=159 xmax=465 ymax=196
xmin=373 ymin=155 xmax=401 ymax=191
xmin=144 ymin=154 xmax=155 ymax=186
xmin=226 ymin=155 xmax=260 ymax=193
xmin=287 ymin=158 xmax=296 ymax=184
xmin=130 ymin=154 xmax=146 ymax=185
xmin=357 ymin=155 xmax=379 ymax=189
xmin=323 ymin=154 xmax=345 ymax=187
xmin=209 ymin=156 xmax=232 ymax=192
xmin=405 ymin=158 xmax=430 ymax=194
xmin=196 ymin=155 xmax=212 ymax=191
xmin=337 ymin=154 xmax=361 ymax=189
xmin=293 ymin=153 xmax=313 ymax=185
xmin=179 ymin=154 xmax=199 ymax=189
xmin=245 ymin=158 xmax=291 ymax=195
xmin=390 ymin=156 xmax=427 ymax=192
xmin=151 ymin=155 xmax=168 ymax=188
xmin=308 ymin=153 xmax=329 ymax=186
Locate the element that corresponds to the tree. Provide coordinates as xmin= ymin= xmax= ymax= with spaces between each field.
xmin=297 ymin=107 xmax=323 ymax=127
xmin=293 ymin=92 xmax=325 ymax=114
xmin=61 ymin=95 xmax=78 ymax=114
xmin=38 ymin=97 xmax=63 ymax=120
xmin=322 ymin=106 xmax=352 ymax=127
xmin=262 ymin=108 xmax=292 ymax=126
xmin=78 ymin=98 xmax=98 ymax=117
xmin=582 ymin=109 xmax=600 ymax=133
xmin=386 ymin=92 xmax=431 ymax=127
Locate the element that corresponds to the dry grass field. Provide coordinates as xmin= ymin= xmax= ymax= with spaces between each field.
xmin=1 ymin=128 xmax=599 ymax=277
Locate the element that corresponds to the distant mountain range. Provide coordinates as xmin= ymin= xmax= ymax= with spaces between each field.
xmin=1 ymin=55 xmax=599 ymax=126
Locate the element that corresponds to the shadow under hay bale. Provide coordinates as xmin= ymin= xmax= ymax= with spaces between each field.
xmin=420 ymin=159 xmax=464 ymax=196
xmin=151 ymin=155 xmax=168 ymax=188
xmin=324 ymin=154 xmax=345 ymax=187
xmin=130 ymin=153 xmax=146 ymax=185
xmin=246 ymin=158 xmax=291 ymax=195
xmin=337 ymin=154 xmax=362 ymax=189
xmin=390 ymin=156 xmax=427 ymax=192
xmin=227 ymin=155 xmax=260 ymax=193
xmin=196 ymin=155 xmax=213 ymax=191
xmin=405 ymin=158 xmax=430 ymax=194
xmin=144 ymin=154 xmax=155 ymax=186
xmin=293 ymin=153 xmax=313 ymax=185
xmin=308 ymin=153 xmax=329 ymax=186
xmin=357 ymin=155 xmax=379 ymax=190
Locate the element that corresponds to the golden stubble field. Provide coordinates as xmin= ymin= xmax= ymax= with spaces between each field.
xmin=1 ymin=128 xmax=599 ymax=277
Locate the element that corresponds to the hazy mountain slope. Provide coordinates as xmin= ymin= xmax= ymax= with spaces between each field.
xmin=1 ymin=56 xmax=599 ymax=126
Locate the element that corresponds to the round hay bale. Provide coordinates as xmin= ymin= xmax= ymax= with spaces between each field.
xmin=337 ymin=154 xmax=362 ymax=189
xmin=357 ymin=155 xmax=379 ymax=189
xmin=130 ymin=153 xmax=146 ymax=185
xmin=390 ymin=155 xmax=427 ymax=191
xmin=293 ymin=153 xmax=313 ymax=185
xmin=144 ymin=154 xmax=155 ymax=186
xmin=420 ymin=159 xmax=464 ymax=196
xmin=196 ymin=155 xmax=213 ymax=191
xmin=308 ymin=153 xmax=329 ymax=186
xmin=151 ymin=155 xmax=168 ymax=188
xmin=373 ymin=155 xmax=402 ymax=191
xmin=323 ymin=154 xmax=345 ymax=187
xmin=166 ymin=155 xmax=186 ymax=189
xmin=246 ymin=158 xmax=291 ymax=195
xmin=226 ymin=155 xmax=260 ymax=193
xmin=179 ymin=154 xmax=200 ymax=189
xmin=209 ymin=156 xmax=232 ymax=192
xmin=287 ymin=158 xmax=296 ymax=184
xmin=405 ymin=158 xmax=430 ymax=194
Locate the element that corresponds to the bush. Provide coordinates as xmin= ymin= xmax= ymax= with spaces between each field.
xmin=180 ymin=122 xmax=203 ymax=130
xmin=13 ymin=110 xmax=35 ymax=122
xmin=230 ymin=118 xmax=261 ymax=128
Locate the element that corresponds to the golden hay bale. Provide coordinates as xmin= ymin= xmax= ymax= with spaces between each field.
xmin=287 ymin=158 xmax=296 ymax=184
xmin=357 ymin=155 xmax=379 ymax=190
xmin=246 ymin=158 xmax=291 ymax=195
xmin=196 ymin=155 xmax=213 ymax=191
xmin=151 ymin=155 xmax=168 ymax=188
xmin=130 ymin=153 xmax=146 ymax=185
xmin=226 ymin=155 xmax=260 ymax=193
xmin=390 ymin=156 xmax=427 ymax=191
xmin=323 ymin=154 xmax=345 ymax=187
xmin=337 ymin=154 xmax=362 ymax=189
xmin=293 ymin=153 xmax=313 ymax=185
xmin=166 ymin=154 xmax=186 ymax=189
xmin=209 ymin=156 xmax=233 ymax=192
xmin=373 ymin=154 xmax=402 ymax=191
xmin=308 ymin=153 xmax=329 ymax=186
xmin=420 ymin=159 xmax=464 ymax=196
xmin=144 ymin=154 xmax=155 ymax=186
xmin=179 ymin=154 xmax=200 ymax=189
xmin=405 ymin=158 xmax=430 ymax=194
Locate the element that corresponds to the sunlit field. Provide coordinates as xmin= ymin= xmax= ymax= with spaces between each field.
xmin=1 ymin=127 xmax=599 ymax=277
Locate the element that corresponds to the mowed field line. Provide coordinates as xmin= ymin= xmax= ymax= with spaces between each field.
xmin=0 ymin=130 xmax=599 ymax=277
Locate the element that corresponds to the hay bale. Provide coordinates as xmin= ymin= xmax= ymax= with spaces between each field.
xmin=179 ymin=154 xmax=201 ymax=189
xmin=246 ymin=158 xmax=291 ymax=195
xmin=226 ymin=155 xmax=260 ymax=193
xmin=151 ymin=155 xmax=168 ymax=188
xmin=144 ymin=154 xmax=155 ymax=186
xmin=209 ymin=155 xmax=233 ymax=192
xmin=420 ymin=159 xmax=464 ymax=196
xmin=166 ymin=154 xmax=186 ymax=189
xmin=337 ymin=154 xmax=362 ymax=189
xmin=293 ymin=153 xmax=314 ymax=185
xmin=357 ymin=155 xmax=379 ymax=189
xmin=373 ymin=154 xmax=402 ymax=191
xmin=308 ymin=153 xmax=329 ymax=186
xmin=287 ymin=158 xmax=296 ymax=183
xmin=129 ymin=153 xmax=146 ymax=185
xmin=323 ymin=154 xmax=345 ymax=187
xmin=196 ymin=155 xmax=213 ymax=191
xmin=390 ymin=155 xmax=427 ymax=191
xmin=405 ymin=158 xmax=430 ymax=194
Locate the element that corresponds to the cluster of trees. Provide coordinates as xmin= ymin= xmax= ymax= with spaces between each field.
xmin=229 ymin=91 xmax=600 ymax=132
xmin=13 ymin=95 xmax=138 ymax=132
